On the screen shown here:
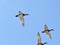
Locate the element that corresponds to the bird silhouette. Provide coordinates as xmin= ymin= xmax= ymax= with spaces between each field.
xmin=16 ymin=11 xmax=28 ymax=27
xmin=37 ymin=32 xmax=47 ymax=45
xmin=42 ymin=24 xmax=54 ymax=39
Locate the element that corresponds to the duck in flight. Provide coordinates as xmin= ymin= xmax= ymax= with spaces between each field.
xmin=42 ymin=24 xmax=54 ymax=39
xmin=16 ymin=11 xmax=28 ymax=27
xmin=37 ymin=32 xmax=47 ymax=45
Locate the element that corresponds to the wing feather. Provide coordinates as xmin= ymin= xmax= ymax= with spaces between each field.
xmin=38 ymin=32 xmax=41 ymax=43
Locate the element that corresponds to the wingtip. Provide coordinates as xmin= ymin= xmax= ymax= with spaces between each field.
xmin=44 ymin=42 xmax=48 ymax=44
xmin=51 ymin=29 xmax=54 ymax=31
xmin=42 ymin=31 xmax=45 ymax=33
xmin=16 ymin=15 xmax=18 ymax=17
xmin=26 ymin=14 xmax=29 ymax=16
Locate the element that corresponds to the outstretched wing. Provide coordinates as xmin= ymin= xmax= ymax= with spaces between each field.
xmin=37 ymin=32 xmax=41 ymax=43
xmin=23 ymin=14 xmax=29 ymax=16
xmin=44 ymin=25 xmax=52 ymax=39
xmin=44 ymin=24 xmax=48 ymax=31
xmin=19 ymin=15 xmax=24 ymax=27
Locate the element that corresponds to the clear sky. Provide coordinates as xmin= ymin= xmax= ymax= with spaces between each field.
xmin=0 ymin=0 xmax=60 ymax=45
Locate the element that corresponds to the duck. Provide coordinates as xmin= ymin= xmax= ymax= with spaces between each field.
xmin=42 ymin=24 xmax=54 ymax=39
xmin=37 ymin=32 xmax=47 ymax=45
xmin=16 ymin=11 xmax=28 ymax=27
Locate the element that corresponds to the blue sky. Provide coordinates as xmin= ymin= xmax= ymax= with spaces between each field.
xmin=0 ymin=0 xmax=60 ymax=45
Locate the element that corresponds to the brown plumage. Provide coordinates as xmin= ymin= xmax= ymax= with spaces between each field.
xmin=16 ymin=11 xmax=28 ymax=27
xmin=37 ymin=32 xmax=47 ymax=45
xmin=37 ymin=32 xmax=41 ymax=43
xmin=44 ymin=24 xmax=52 ymax=39
xmin=42 ymin=24 xmax=54 ymax=39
